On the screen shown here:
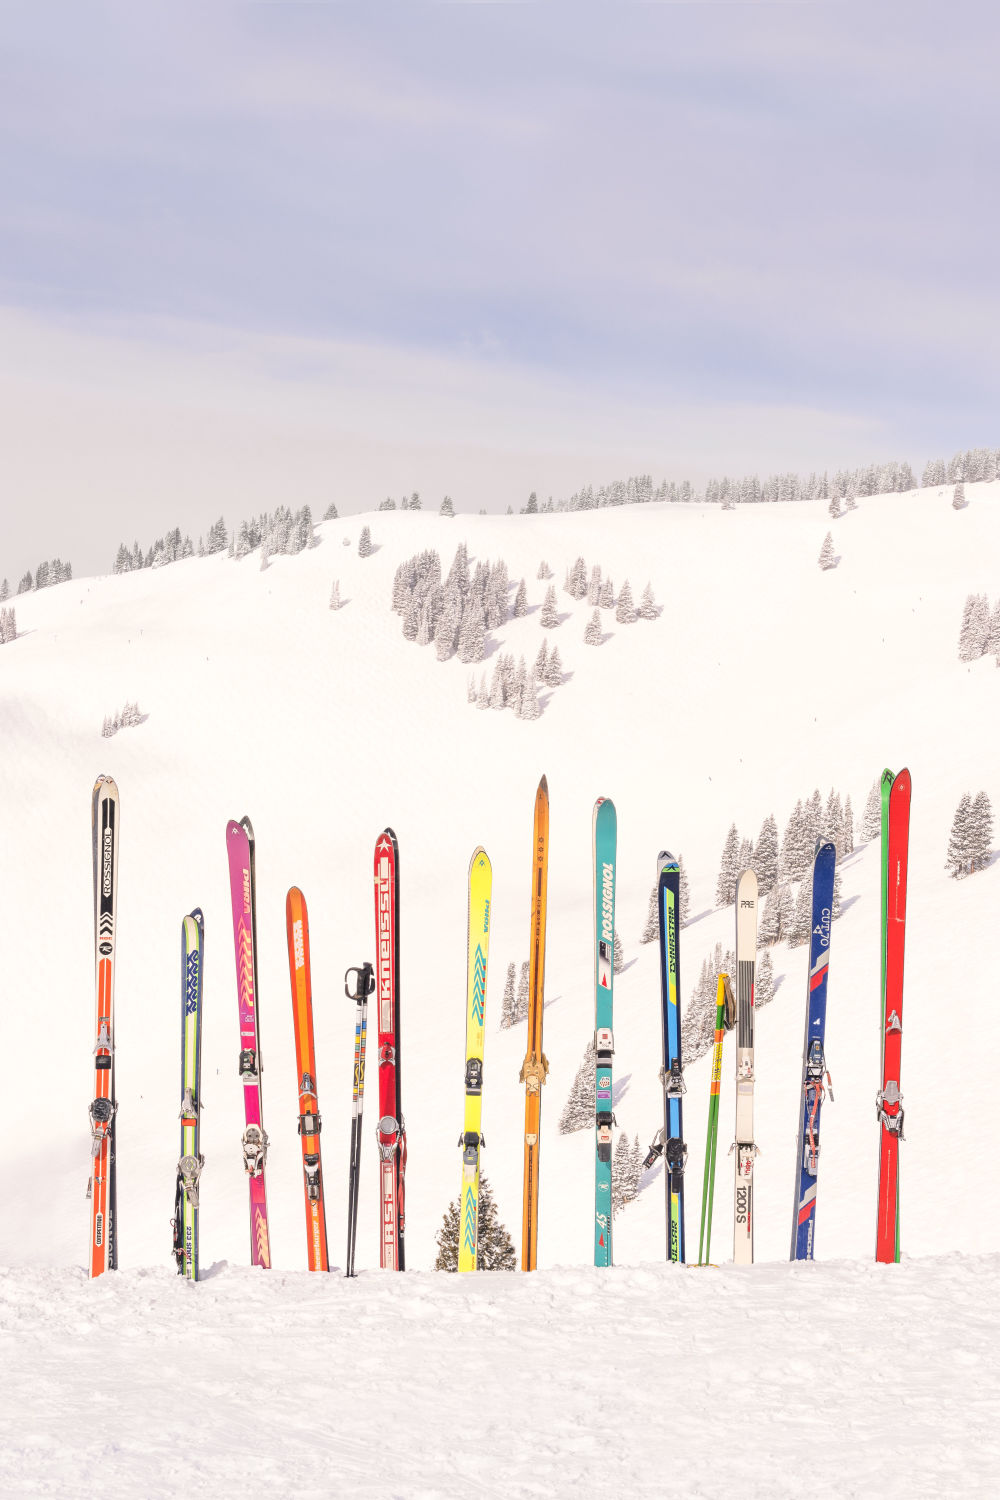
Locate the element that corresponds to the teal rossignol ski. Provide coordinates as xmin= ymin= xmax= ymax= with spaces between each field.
xmin=593 ymin=798 xmax=617 ymax=1266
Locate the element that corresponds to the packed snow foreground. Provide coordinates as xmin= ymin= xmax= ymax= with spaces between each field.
xmin=2 ymin=489 xmax=1000 ymax=1494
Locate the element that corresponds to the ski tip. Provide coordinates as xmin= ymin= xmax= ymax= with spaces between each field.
xmin=240 ymin=814 xmax=255 ymax=840
xmin=187 ymin=906 xmax=205 ymax=930
xmin=537 ymin=773 xmax=548 ymax=796
xmin=881 ymin=767 xmax=895 ymax=787
xmin=286 ymin=884 xmax=306 ymax=913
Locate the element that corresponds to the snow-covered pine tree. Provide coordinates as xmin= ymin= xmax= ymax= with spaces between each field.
xmin=611 ymin=1132 xmax=633 ymax=1218
xmin=788 ymin=878 xmax=812 ymax=946
xmin=779 ymin=801 xmax=807 ymax=880
xmin=513 ymin=579 xmax=527 ymax=617
xmin=818 ymin=532 xmax=836 ymax=570
xmin=323 ymin=502 xmax=338 ymax=520
xmin=598 ymin=578 xmax=614 ymax=609
xmin=753 ymin=815 xmax=779 ymax=895
xmin=828 ymin=494 xmax=842 ymax=519
xmin=584 ymin=609 xmax=603 ymax=645
xmin=519 ymin=672 xmax=541 ymax=721
xmin=639 ymin=582 xmax=658 ymax=620
xmin=329 ymin=579 xmax=341 ymax=610
xmin=958 ymin=593 xmax=989 ymax=661
xmin=842 ymin=794 xmax=854 ymax=853
xmin=946 ymin=794 xmax=973 ymax=876
xmin=433 ymin=1174 xmax=516 ymax=1271
xmin=616 ymin=579 xmax=637 ymax=623
xmin=488 ymin=659 xmax=506 ymax=710
xmin=640 ymin=884 xmax=658 ymax=943
xmin=545 ymin=645 xmax=563 ymax=686
xmin=440 ymin=496 xmax=455 ymax=517
xmin=832 ymin=866 xmax=843 ymax=919
xmin=558 ymin=1038 xmax=596 ymax=1133
xmin=970 ymin=790 xmax=994 ymax=872
xmin=534 ymin=640 xmax=549 ymax=680
xmin=755 ymin=949 xmax=775 ymax=1005
xmin=500 ymin=962 xmax=517 ymax=1028
xmin=516 ymin=960 xmax=530 ymax=1022
xmin=715 ymin=824 xmax=740 ymax=907
xmin=587 ymin=564 xmax=602 ymax=606
xmin=477 ymin=673 xmax=489 ymax=709
xmin=537 ymin=560 xmax=552 ymax=580
xmin=824 ymin=789 xmax=844 ymax=852
xmin=540 ymin=584 xmax=559 ymax=628
xmin=467 ymin=674 xmax=477 ymax=705
xmin=678 ymin=854 xmax=690 ymax=925
xmin=861 ymin=776 xmax=881 ymax=840
xmin=953 ymin=480 xmax=966 ymax=509
xmin=358 ymin=525 xmax=372 ymax=558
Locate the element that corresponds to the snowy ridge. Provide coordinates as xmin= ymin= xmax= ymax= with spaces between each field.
xmin=0 ymin=487 xmax=997 ymax=1279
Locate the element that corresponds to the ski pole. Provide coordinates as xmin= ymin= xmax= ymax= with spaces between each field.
xmin=345 ymin=962 xmax=374 ymax=1277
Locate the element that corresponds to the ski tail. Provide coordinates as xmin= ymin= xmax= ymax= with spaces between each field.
xmin=520 ymin=777 xmax=549 ymax=1273
xmin=593 ymin=798 xmax=617 ymax=1267
xmin=460 ymin=847 xmax=492 ymax=1272
xmin=790 ymin=842 xmax=836 ymax=1262
xmin=287 ymin=887 xmax=329 ymax=1273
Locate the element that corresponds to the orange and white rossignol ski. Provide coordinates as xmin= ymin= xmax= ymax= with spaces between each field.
xmin=374 ymin=829 xmax=406 ymax=1270
xmin=519 ymin=776 xmax=549 ymax=1271
xmin=88 ymin=775 xmax=120 ymax=1277
xmin=286 ymin=887 xmax=328 ymax=1272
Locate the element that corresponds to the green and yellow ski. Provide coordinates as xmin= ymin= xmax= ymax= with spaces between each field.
xmin=458 ymin=847 xmax=492 ymax=1272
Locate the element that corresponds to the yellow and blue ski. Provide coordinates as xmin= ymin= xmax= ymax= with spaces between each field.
xmin=458 ymin=847 xmax=492 ymax=1272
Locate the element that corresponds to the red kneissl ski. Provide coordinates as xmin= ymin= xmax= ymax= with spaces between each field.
xmin=374 ymin=829 xmax=406 ymax=1270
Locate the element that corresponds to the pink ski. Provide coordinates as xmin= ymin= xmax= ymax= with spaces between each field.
xmin=227 ymin=817 xmax=271 ymax=1268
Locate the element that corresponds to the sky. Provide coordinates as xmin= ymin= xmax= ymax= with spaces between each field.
xmin=1 ymin=3 xmax=998 ymax=577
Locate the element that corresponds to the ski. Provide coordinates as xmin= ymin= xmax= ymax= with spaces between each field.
xmin=88 ymin=775 xmax=120 ymax=1277
xmin=732 ymin=869 xmax=759 ymax=1265
xmin=287 ymin=887 xmax=328 ymax=1272
xmin=459 ymin=847 xmax=492 ymax=1272
xmin=877 ymin=768 xmax=911 ymax=1263
xmin=698 ymin=973 xmax=735 ymax=1265
xmin=173 ymin=909 xmax=205 ymax=1280
xmin=519 ymin=777 xmax=549 ymax=1272
xmin=593 ymin=797 xmax=617 ymax=1267
xmin=374 ymin=829 xmax=405 ymax=1271
xmin=226 ymin=817 xmax=271 ymax=1269
xmin=790 ymin=841 xmax=836 ymax=1261
xmin=643 ymin=854 xmax=686 ymax=1261
xmin=345 ymin=961 xmax=373 ymax=1277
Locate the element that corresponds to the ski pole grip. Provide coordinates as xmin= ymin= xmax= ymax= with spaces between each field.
xmin=345 ymin=962 xmax=375 ymax=1001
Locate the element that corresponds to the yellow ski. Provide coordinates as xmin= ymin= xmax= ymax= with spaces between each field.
xmin=520 ymin=777 xmax=550 ymax=1271
xmin=458 ymin=847 xmax=492 ymax=1272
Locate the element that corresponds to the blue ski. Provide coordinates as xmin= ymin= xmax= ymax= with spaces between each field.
xmin=593 ymin=798 xmax=617 ymax=1266
xmin=790 ymin=840 xmax=837 ymax=1260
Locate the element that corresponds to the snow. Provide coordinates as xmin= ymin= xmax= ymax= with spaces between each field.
xmin=1 ymin=487 xmax=998 ymax=1492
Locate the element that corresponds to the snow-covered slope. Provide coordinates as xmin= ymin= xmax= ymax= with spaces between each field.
xmin=1 ymin=487 xmax=997 ymax=1275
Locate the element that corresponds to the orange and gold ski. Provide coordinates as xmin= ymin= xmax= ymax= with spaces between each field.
xmin=520 ymin=776 xmax=550 ymax=1271
xmin=286 ymin=887 xmax=329 ymax=1272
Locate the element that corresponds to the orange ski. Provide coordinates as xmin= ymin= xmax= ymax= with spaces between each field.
xmin=286 ymin=887 xmax=329 ymax=1272
xmin=88 ymin=776 xmax=120 ymax=1277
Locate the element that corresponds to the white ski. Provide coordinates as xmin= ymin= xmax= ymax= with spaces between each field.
xmin=732 ymin=869 xmax=758 ymax=1265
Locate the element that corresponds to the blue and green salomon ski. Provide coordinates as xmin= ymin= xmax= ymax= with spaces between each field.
xmin=173 ymin=908 xmax=205 ymax=1280
xmin=643 ymin=854 xmax=686 ymax=1261
xmin=790 ymin=840 xmax=836 ymax=1261
xmin=593 ymin=798 xmax=617 ymax=1266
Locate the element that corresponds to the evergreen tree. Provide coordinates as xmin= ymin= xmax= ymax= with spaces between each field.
xmin=559 ymin=1038 xmax=595 ymax=1133
xmin=584 ymin=609 xmax=603 ymax=645
xmin=828 ymin=494 xmax=842 ymax=519
xmin=598 ymin=578 xmax=614 ymax=609
xmin=842 ymin=794 xmax=854 ymax=854
xmin=639 ymin=582 xmax=658 ymax=620
xmin=818 ymin=532 xmax=836 ymax=570
xmin=540 ymin=584 xmax=559 ymax=628
xmin=678 ymin=854 xmax=691 ymax=925
xmin=323 ymin=501 xmax=338 ymax=520
xmin=616 ymin=579 xmax=637 ymax=623
xmin=970 ymin=790 xmax=994 ymax=872
xmin=544 ymin=646 xmax=563 ymax=687
xmin=516 ymin=960 xmax=530 ymax=1022
xmin=0 ymin=606 xmax=16 ymax=644
xmin=640 ymin=884 xmax=658 ymax=943
xmin=861 ymin=777 xmax=882 ymax=840
xmin=488 ymin=659 xmax=506 ymax=710
xmin=823 ymin=789 xmax=844 ymax=852
xmin=477 ymin=672 xmax=489 ymax=709
xmin=958 ymin=593 xmax=989 ymax=660
xmin=358 ymin=525 xmax=373 ymax=558
xmin=715 ymin=824 xmax=740 ymax=907
xmin=500 ymin=962 xmax=518 ymax=1028
xmin=537 ymin=559 xmax=552 ymax=580
xmin=612 ymin=1132 xmax=635 ymax=1217
xmin=587 ymin=564 xmax=602 ymax=606
xmin=525 ymin=491 xmax=538 ymax=514
xmin=755 ymin=948 xmax=775 ymax=1006
xmin=953 ymin=480 xmax=966 ymax=509
xmin=329 ymin=579 xmax=341 ymax=610
xmin=946 ymin=793 xmax=973 ymax=876
xmin=0 ymin=579 xmax=7 ymax=601
xmin=440 ymin=496 xmax=455 ymax=517
xmin=513 ymin=579 xmax=527 ymax=618
xmin=433 ymin=1174 xmax=516 ymax=1271
xmin=788 ymin=878 xmax=812 ymax=946
xmin=519 ymin=671 xmax=541 ymax=722
xmin=753 ymin=815 xmax=779 ymax=895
